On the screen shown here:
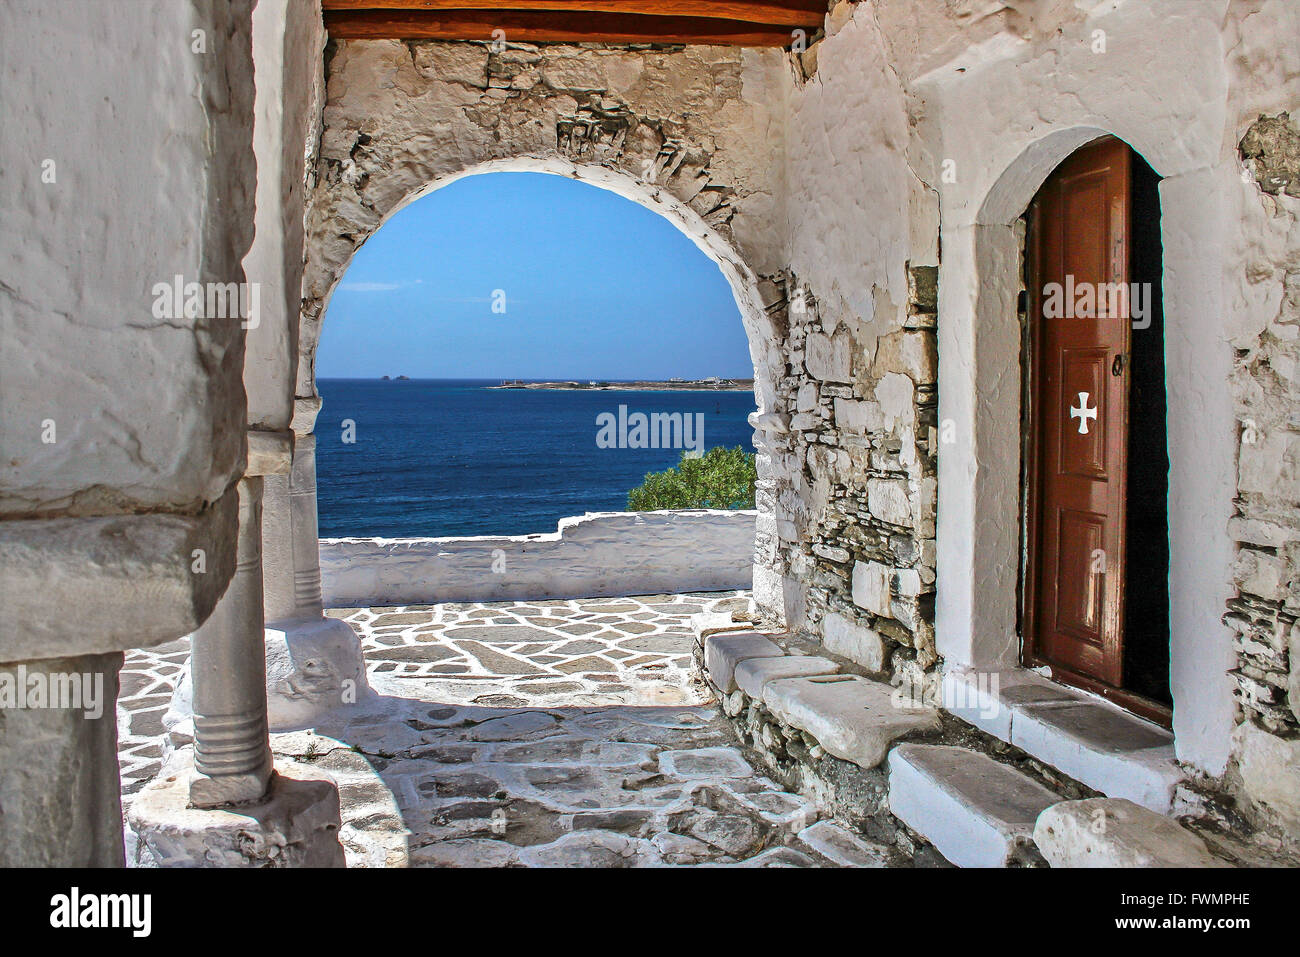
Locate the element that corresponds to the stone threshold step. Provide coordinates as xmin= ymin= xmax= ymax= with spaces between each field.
xmin=887 ymin=743 xmax=1062 ymax=867
xmin=943 ymin=667 xmax=1183 ymax=812
xmin=888 ymin=746 xmax=1235 ymax=868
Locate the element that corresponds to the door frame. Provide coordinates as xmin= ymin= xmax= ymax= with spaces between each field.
xmin=934 ymin=118 xmax=1237 ymax=775
xmin=1017 ymin=135 xmax=1171 ymax=728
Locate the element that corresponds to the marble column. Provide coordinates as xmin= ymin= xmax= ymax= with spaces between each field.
xmin=261 ymin=398 xmax=370 ymax=729
xmin=189 ymin=476 xmax=273 ymax=808
xmin=290 ymin=432 xmax=325 ymax=617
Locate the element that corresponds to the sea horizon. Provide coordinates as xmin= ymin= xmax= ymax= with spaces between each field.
xmin=314 ymin=377 xmax=758 ymax=539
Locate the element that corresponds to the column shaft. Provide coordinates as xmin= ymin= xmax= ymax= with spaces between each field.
xmin=290 ymin=433 xmax=325 ymax=617
xmin=190 ymin=476 xmax=273 ymax=807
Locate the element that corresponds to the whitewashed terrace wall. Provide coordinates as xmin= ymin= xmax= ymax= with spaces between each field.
xmin=320 ymin=509 xmax=756 ymax=605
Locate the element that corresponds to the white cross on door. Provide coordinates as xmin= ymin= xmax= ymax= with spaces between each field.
xmin=1070 ymin=392 xmax=1097 ymax=434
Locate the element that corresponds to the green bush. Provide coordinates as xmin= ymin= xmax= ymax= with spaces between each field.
xmin=627 ymin=446 xmax=757 ymax=511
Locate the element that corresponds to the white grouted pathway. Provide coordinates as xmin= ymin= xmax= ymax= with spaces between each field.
xmin=120 ymin=591 xmax=897 ymax=867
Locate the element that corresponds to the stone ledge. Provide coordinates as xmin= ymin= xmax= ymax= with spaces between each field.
xmin=703 ymin=632 xmax=784 ymax=692
xmin=0 ymin=486 xmax=239 ymax=660
xmin=691 ymin=610 xmax=758 ymax=648
xmin=735 ymin=654 xmax=840 ymax=697
xmin=762 ymin=674 xmax=939 ymax=771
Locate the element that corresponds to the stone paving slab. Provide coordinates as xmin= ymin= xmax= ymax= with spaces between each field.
xmin=120 ymin=591 xmax=895 ymax=868
xmin=1034 ymin=798 xmax=1231 ymax=868
xmin=735 ymin=654 xmax=840 ymax=698
xmin=704 ymin=632 xmax=785 ymax=693
xmin=762 ymin=673 xmax=940 ymax=770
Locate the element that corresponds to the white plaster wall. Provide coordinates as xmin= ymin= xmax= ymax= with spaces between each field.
xmin=243 ymin=0 xmax=325 ymax=434
xmin=783 ymin=5 xmax=924 ymax=330
xmin=0 ymin=0 xmax=253 ymax=516
xmin=0 ymin=0 xmax=256 ymax=655
xmin=320 ymin=509 xmax=756 ymax=606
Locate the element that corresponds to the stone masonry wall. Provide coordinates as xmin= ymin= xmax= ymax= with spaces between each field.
xmin=753 ymin=266 xmax=939 ymax=692
xmin=301 ymin=38 xmax=787 ymax=403
xmin=1226 ymin=114 xmax=1300 ymax=738
xmin=1224 ymin=109 xmax=1300 ymax=841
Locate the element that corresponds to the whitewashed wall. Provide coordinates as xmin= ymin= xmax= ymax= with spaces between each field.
xmin=320 ymin=509 xmax=756 ymax=606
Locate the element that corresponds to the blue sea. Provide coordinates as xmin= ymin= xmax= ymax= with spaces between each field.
xmin=315 ymin=379 xmax=757 ymax=538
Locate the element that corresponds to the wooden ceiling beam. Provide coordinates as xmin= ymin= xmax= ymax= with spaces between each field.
xmin=321 ymin=1 xmax=827 ymax=29
xmin=323 ymin=9 xmax=813 ymax=44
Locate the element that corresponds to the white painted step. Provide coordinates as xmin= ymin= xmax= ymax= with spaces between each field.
xmin=690 ymin=612 xmax=754 ymax=648
xmin=888 ymin=743 xmax=1061 ymax=867
xmin=943 ymin=668 xmax=1183 ymax=811
xmin=734 ymin=654 xmax=839 ymax=697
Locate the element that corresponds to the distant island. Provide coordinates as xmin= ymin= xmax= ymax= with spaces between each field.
xmin=380 ymin=375 xmax=410 ymax=380
xmin=488 ymin=377 xmax=753 ymax=392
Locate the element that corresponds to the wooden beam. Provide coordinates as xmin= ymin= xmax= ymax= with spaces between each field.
xmin=320 ymin=1 xmax=827 ymax=29
xmin=323 ymin=9 xmax=811 ymax=44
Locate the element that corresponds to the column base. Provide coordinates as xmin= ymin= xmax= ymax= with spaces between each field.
xmin=164 ymin=615 xmax=373 ymax=738
xmin=189 ymin=767 xmax=272 ymax=809
xmin=265 ymin=614 xmax=373 ymax=730
xmin=128 ymin=750 xmax=345 ymax=868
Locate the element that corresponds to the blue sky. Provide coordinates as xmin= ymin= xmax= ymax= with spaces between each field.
xmin=316 ymin=172 xmax=752 ymax=380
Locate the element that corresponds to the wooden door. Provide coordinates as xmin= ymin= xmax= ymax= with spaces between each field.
xmin=1025 ymin=136 xmax=1132 ymax=688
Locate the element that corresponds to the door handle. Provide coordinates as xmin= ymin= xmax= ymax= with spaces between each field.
xmin=1112 ymin=354 xmax=1126 ymax=376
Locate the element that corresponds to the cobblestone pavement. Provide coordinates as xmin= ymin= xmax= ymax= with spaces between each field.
xmin=118 ymin=638 xmax=190 ymax=802
xmin=121 ymin=592 xmax=897 ymax=867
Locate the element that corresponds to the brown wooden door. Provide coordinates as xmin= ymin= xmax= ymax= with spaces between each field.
xmin=1026 ymin=136 xmax=1132 ymax=688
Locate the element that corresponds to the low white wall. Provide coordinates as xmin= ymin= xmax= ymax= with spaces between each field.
xmin=320 ymin=509 xmax=756 ymax=606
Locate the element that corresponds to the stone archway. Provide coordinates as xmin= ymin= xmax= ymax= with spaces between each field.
xmin=301 ymin=155 xmax=784 ymax=415
xmin=292 ymin=39 xmax=793 ymax=623
xmin=298 ymin=156 xmax=787 ymax=618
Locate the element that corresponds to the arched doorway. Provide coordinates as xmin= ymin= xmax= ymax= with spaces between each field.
xmin=1020 ymin=135 xmax=1171 ymax=723
xmin=935 ymin=122 xmax=1238 ymax=780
